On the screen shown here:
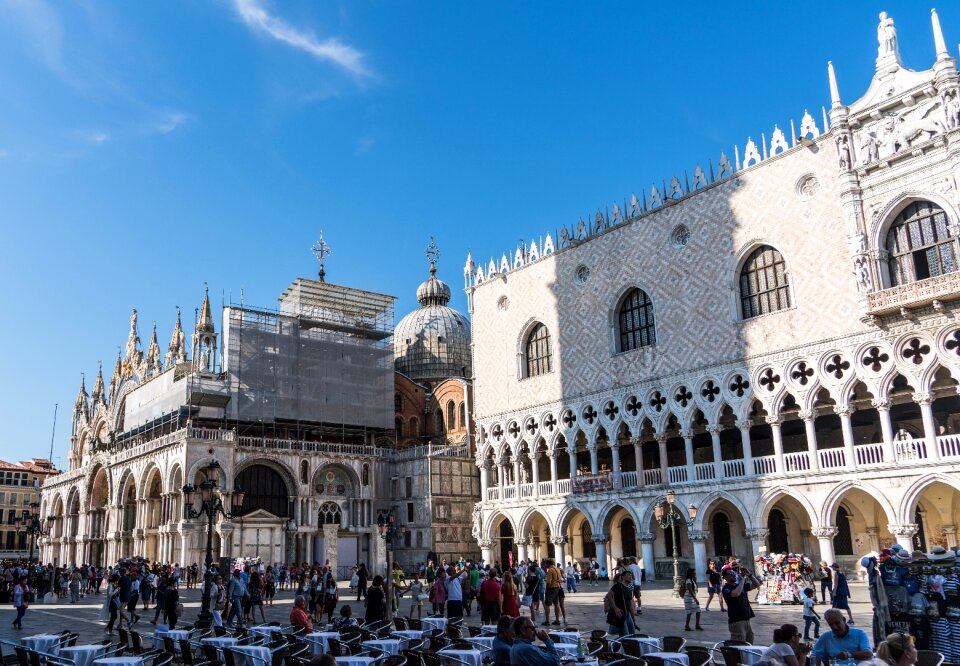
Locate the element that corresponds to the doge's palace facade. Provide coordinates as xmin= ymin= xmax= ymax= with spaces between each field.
xmin=467 ymin=10 xmax=960 ymax=581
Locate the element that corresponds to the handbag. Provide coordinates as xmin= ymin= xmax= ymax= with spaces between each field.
xmin=175 ymin=602 xmax=184 ymax=617
xmin=522 ymin=594 xmax=533 ymax=607
xmin=417 ymin=593 xmax=429 ymax=601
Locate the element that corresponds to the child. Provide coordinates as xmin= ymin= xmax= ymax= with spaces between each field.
xmin=408 ymin=575 xmax=424 ymax=621
xmin=802 ymin=587 xmax=820 ymax=639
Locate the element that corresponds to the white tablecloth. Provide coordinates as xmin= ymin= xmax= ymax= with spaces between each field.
xmin=549 ymin=631 xmax=581 ymax=645
xmin=154 ymin=629 xmax=192 ymax=650
xmin=423 ymin=617 xmax=449 ymax=632
xmin=361 ymin=639 xmax=405 ymax=656
xmin=619 ymin=637 xmax=661 ymax=655
xmin=94 ymin=659 xmax=144 ymax=666
xmin=60 ymin=645 xmax=106 ymax=666
xmin=335 ymin=658 xmax=376 ymax=666
xmin=466 ymin=636 xmax=495 ymax=650
xmin=230 ymin=645 xmax=272 ymax=666
xmin=480 ymin=625 xmax=498 ymax=634
xmin=645 ymin=652 xmax=689 ymax=666
xmin=249 ymin=625 xmax=280 ymax=638
xmin=731 ymin=646 xmax=767 ymax=665
xmin=392 ymin=630 xmax=426 ymax=641
xmin=439 ymin=648 xmax=484 ymax=666
xmin=305 ymin=632 xmax=341 ymax=655
xmin=23 ymin=634 xmax=62 ymax=654
xmin=200 ymin=636 xmax=239 ymax=658
xmin=554 ymin=644 xmax=582 ymax=657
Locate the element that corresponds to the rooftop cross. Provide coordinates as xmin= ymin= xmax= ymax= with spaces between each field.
xmin=425 ymin=236 xmax=440 ymax=275
xmin=310 ymin=231 xmax=333 ymax=282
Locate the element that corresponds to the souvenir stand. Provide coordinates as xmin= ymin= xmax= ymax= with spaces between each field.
xmin=754 ymin=553 xmax=814 ymax=605
xmin=868 ymin=544 xmax=960 ymax=660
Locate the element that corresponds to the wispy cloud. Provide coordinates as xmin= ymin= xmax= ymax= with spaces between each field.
xmin=0 ymin=0 xmax=65 ymax=74
xmin=78 ymin=129 xmax=110 ymax=144
xmin=232 ymin=0 xmax=370 ymax=78
xmin=151 ymin=111 xmax=191 ymax=135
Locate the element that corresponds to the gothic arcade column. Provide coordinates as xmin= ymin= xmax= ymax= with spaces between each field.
xmin=551 ymin=537 xmax=566 ymax=566
xmin=836 ymin=407 xmax=857 ymax=470
xmin=639 ymin=533 xmax=656 ymax=581
xmin=479 ymin=539 xmax=495 ymax=565
xmin=568 ymin=450 xmax=577 ymax=483
xmin=531 ymin=453 xmax=541 ymax=496
xmin=655 ymin=433 xmax=669 ymax=484
xmin=633 ymin=440 xmax=644 ymax=486
xmin=812 ymin=527 xmax=839 ymax=567
xmin=480 ymin=461 xmax=491 ymax=500
xmin=768 ymin=418 xmax=786 ymax=474
xmin=873 ymin=399 xmax=895 ymax=461
xmin=708 ymin=426 xmax=723 ymax=479
xmin=592 ymin=534 xmax=609 ymax=574
xmin=737 ymin=421 xmax=754 ymax=476
xmin=915 ymin=393 xmax=941 ymax=460
xmin=945 ymin=525 xmax=958 ymax=549
xmin=588 ymin=440 xmax=599 ymax=475
xmin=689 ymin=530 xmax=709 ymax=584
xmin=800 ymin=411 xmax=821 ymax=472
xmin=745 ymin=528 xmax=769 ymax=563
xmin=681 ymin=431 xmax=695 ymax=482
xmin=888 ymin=524 xmax=919 ymax=551
xmin=515 ymin=538 xmax=528 ymax=564
xmin=610 ymin=444 xmax=621 ymax=489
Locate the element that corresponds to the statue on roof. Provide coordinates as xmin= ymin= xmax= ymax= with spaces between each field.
xmin=877 ymin=12 xmax=901 ymax=66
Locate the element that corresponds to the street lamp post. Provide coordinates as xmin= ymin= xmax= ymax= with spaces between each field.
xmin=182 ymin=460 xmax=246 ymax=630
xmin=377 ymin=510 xmax=406 ymax=622
xmin=15 ymin=505 xmax=55 ymax=590
xmin=653 ymin=489 xmax=697 ymax=598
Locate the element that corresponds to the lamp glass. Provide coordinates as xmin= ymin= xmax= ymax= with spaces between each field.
xmin=183 ymin=484 xmax=196 ymax=507
xmin=200 ymin=481 xmax=214 ymax=503
xmin=654 ymin=504 xmax=664 ymax=520
xmin=666 ymin=490 xmax=676 ymax=504
xmin=206 ymin=460 xmax=221 ymax=484
xmin=45 ymin=516 xmax=55 ymax=530
xmin=687 ymin=504 xmax=698 ymax=520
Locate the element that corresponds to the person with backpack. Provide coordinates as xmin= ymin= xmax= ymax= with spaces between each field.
xmin=212 ymin=574 xmax=226 ymax=628
xmin=322 ymin=575 xmax=339 ymax=623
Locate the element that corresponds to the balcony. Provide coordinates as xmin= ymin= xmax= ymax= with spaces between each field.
xmin=865 ymin=271 xmax=960 ymax=316
xmin=481 ymin=434 xmax=956 ymax=504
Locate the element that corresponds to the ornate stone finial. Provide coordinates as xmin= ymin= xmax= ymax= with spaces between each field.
xmin=124 ymin=308 xmax=142 ymax=363
xmin=166 ymin=306 xmax=188 ymax=367
xmin=91 ymin=363 xmax=106 ymax=406
xmin=310 ymin=231 xmax=332 ymax=282
xmin=108 ymin=348 xmax=122 ymax=397
xmin=193 ymin=285 xmax=218 ymax=373
xmin=877 ymin=12 xmax=902 ymax=70
xmin=629 ymin=193 xmax=642 ymax=218
xmin=425 ymin=236 xmax=441 ymax=275
xmin=145 ymin=323 xmax=163 ymax=377
xmin=74 ymin=374 xmax=89 ymax=415
xmin=828 ymin=61 xmax=842 ymax=108
xmin=932 ymin=9 xmax=949 ymax=59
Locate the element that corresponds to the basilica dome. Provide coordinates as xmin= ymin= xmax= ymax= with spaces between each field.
xmin=394 ymin=264 xmax=472 ymax=381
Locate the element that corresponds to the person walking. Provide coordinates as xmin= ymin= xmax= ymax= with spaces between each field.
xmin=408 ymin=575 xmax=425 ymax=621
xmin=355 ymin=564 xmax=369 ymax=601
xmin=212 ymin=575 xmax=226 ymax=628
xmin=603 ymin=570 xmax=636 ymax=637
xmin=445 ymin=565 xmax=466 ymax=619
xmin=225 ymin=569 xmax=247 ymax=628
xmin=100 ymin=574 xmax=121 ymax=635
xmin=802 ymin=587 xmax=821 ymax=640
xmin=364 ymin=576 xmax=386 ymax=624
xmin=69 ymin=568 xmax=81 ymax=604
xmin=11 ymin=576 xmax=28 ymax=630
xmin=705 ymin=559 xmax=725 ymax=611
xmin=721 ymin=563 xmax=759 ymax=643
xmin=128 ymin=570 xmax=141 ymax=625
xmin=501 ymin=569 xmax=520 ymax=618
xmin=322 ymin=575 xmax=338 ymax=623
xmin=248 ymin=570 xmax=266 ymax=624
xmin=543 ymin=560 xmax=562 ymax=625
xmin=817 ymin=561 xmax=832 ymax=605
xmin=830 ymin=564 xmax=853 ymax=624
xmin=479 ymin=568 xmax=502 ymax=624
xmin=163 ymin=578 xmax=180 ymax=630
xmin=683 ymin=568 xmax=703 ymax=631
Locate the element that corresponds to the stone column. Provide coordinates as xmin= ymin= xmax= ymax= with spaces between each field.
xmin=323 ymin=523 xmax=338 ymax=573
xmin=812 ymin=527 xmax=839 ymax=566
xmin=639 ymin=533 xmax=656 ymax=581
xmin=767 ymin=417 xmax=786 ymax=474
xmin=873 ymin=399 xmax=895 ymax=462
xmin=481 ymin=461 xmax=492 ymax=501
xmin=745 ymin=527 xmax=769 ymax=563
xmin=531 ymin=452 xmax=541 ymax=496
xmin=633 ymin=440 xmax=645 ymax=486
xmin=513 ymin=457 xmax=522 ymax=495
xmin=551 ymin=537 xmax=567 ymax=566
xmin=515 ymin=538 xmax=528 ymax=564
xmin=479 ymin=539 xmax=495 ymax=566
xmin=592 ymin=534 xmax=610 ymax=573
xmin=689 ymin=530 xmax=710 ymax=584
xmin=737 ymin=420 xmax=754 ymax=476
xmin=681 ymin=430 xmax=695 ymax=482
xmin=865 ymin=527 xmax=880 ymax=553
xmin=588 ymin=442 xmax=599 ymax=475
xmin=568 ymin=450 xmax=577 ymax=483
xmin=498 ymin=458 xmax=510 ymax=492
xmin=915 ymin=393 xmax=941 ymax=460
xmin=800 ymin=410 xmax=821 ymax=472
xmin=888 ymin=523 xmax=920 ymax=551
xmin=945 ymin=525 xmax=958 ymax=549
xmin=708 ymin=426 xmax=724 ymax=479
xmin=836 ymin=407 xmax=857 ymax=469
xmin=655 ymin=433 xmax=669 ymax=484
xmin=610 ymin=443 xmax=621 ymax=489
xmin=548 ymin=451 xmax=559 ymax=495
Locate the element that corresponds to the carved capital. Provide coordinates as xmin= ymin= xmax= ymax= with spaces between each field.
xmin=513 ymin=538 xmax=529 ymax=547
xmin=888 ymin=523 xmax=920 ymax=538
xmin=591 ymin=533 xmax=610 ymax=545
xmin=531 ymin=451 xmax=542 ymax=461
xmin=912 ymin=392 xmax=933 ymax=406
xmin=765 ymin=416 xmax=782 ymax=427
xmin=871 ymin=398 xmax=892 ymax=410
xmin=865 ymin=527 xmax=880 ymax=536
xmin=707 ymin=425 xmax=722 ymax=436
xmin=482 ymin=459 xmax=494 ymax=471
xmin=744 ymin=527 xmax=770 ymax=540
xmin=478 ymin=539 xmax=494 ymax=549
xmin=551 ymin=536 xmax=568 ymax=546
xmin=798 ymin=410 xmax=817 ymax=422
xmin=736 ymin=419 xmax=753 ymax=431
xmin=639 ymin=532 xmax=656 ymax=543
xmin=944 ymin=524 xmax=957 ymax=536
xmin=811 ymin=527 xmax=840 ymax=539
xmin=833 ymin=406 xmax=853 ymax=417
xmin=609 ymin=440 xmax=620 ymax=450
xmin=680 ymin=429 xmax=694 ymax=440
xmin=548 ymin=449 xmax=561 ymax=460
xmin=654 ymin=433 xmax=668 ymax=445
xmin=688 ymin=530 xmax=710 ymax=542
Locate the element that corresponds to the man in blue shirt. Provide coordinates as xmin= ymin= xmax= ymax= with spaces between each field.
xmin=492 ymin=616 xmax=515 ymax=666
xmin=812 ymin=609 xmax=873 ymax=666
xmin=509 ymin=617 xmax=561 ymax=666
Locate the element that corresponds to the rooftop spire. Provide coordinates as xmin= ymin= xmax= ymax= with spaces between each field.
xmin=145 ymin=323 xmax=162 ymax=376
xmin=310 ymin=231 xmax=332 ymax=283
xmin=828 ymin=61 xmax=842 ymax=108
xmin=109 ymin=348 xmax=122 ymax=397
xmin=195 ymin=284 xmax=215 ymax=335
xmin=932 ymin=8 xmax=949 ymax=60
xmin=425 ymin=236 xmax=440 ymax=276
xmin=166 ymin=306 xmax=188 ymax=367
xmin=417 ymin=238 xmax=451 ymax=307
xmin=73 ymin=374 xmax=89 ymax=416
xmin=91 ymin=363 xmax=105 ymax=406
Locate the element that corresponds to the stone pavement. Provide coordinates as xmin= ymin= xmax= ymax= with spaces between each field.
xmin=0 ymin=579 xmax=875 ymax=650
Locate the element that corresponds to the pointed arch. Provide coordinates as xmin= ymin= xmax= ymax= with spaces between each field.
xmin=899 ymin=473 xmax=960 ymax=524
xmin=484 ymin=511 xmax=517 ymax=542
xmin=598 ymin=500 xmax=641 ymax=534
xmin=691 ymin=490 xmax=753 ymax=531
xmin=819 ymin=479 xmax=897 ymax=527
xmin=755 ymin=485 xmax=819 ymax=527
xmin=516 ymin=507 xmax=552 ymax=539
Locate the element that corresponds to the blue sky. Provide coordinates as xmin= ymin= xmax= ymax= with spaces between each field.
xmin=0 ymin=1 xmax=955 ymax=467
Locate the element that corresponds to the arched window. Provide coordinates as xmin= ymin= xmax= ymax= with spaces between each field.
xmin=886 ymin=201 xmax=958 ymax=286
xmin=361 ymin=464 xmax=370 ymax=486
xmin=834 ymin=506 xmax=853 ymax=556
xmin=712 ymin=512 xmax=732 ymax=556
xmin=620 ymin=518 xmax=637 ymax=558
xmin=740 ymin=245 xmax=791 ymax=318
xmin=524 ymin=323 xmax=552 ymax=378
xmin=318 ymin=501 xmax=342 ymax=525
xmin=435 ymin=408 xmax=444 ymax=434
xmin=617 ymin=288 xmax=656 ymax=351
xmin=458 ymin=402 xmax=466 ymax=430
xmin=767 ymin=508 xmax=789 ymax=554
xmin=581 ymin=520 xmax=596 ymax=558
xmin=299 ymin=460 xmax=309 ymax=484
xmin=446 ymin=400 xmax=456 ymax=430
xmin=410 ymin=417 xmax=419 ymax=437
xmin=394 ymin=393 xmax=403 ymax=412
xmin=395 ymin=417 xmax=404 ymax=438
xmin=235 ymin=465 xmax=290 ymax=517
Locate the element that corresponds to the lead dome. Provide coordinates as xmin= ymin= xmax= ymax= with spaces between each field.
xmin=394 ymin=262 xmax=472 ymax=382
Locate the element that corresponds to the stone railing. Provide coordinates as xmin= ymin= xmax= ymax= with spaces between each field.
xmin=866 ymin=272 xmax=960 ymax=315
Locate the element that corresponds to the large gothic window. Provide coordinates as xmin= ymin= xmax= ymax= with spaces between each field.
xmin=767 ymin=508 xmax=789 ymax=554
xmin=235 ymin=465 xmax=290 ymax=517
xmin=886 ymin=201 xmax=958 ymax=286
xmin=319 ymin=501 xmax=342 ymax=525
xmin=618 ymin=288 xmax=656 ymax=351
xmin=446 ymin=400 xmax=456 ymax=430
xmin=740 ymin=245 xmax=791 ymax=319
xmin=834 ymin=506 xmax=853 ymax=556
xmin=524 ymin=323 xmax=552 ymax=378
xmin=712 ymin=512 xmax=732 ymax=556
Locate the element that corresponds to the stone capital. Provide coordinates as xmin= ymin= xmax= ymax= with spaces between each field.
xmin=834 ymin=406 xmax=853 ymax=417
xmin=680 ymin=430 xmax=694 ymax=440
xmin=550 ymin=536 xmax=568 ymax=546
xmin=744 ymin=527 xmax=769 ymax=540
xmin=912 ymin=392 xmax=933 ymax=406
xmin=513 ymin=538 xmax=529 ymax=547
xmin=811 ymin=527 xmax=840 ymax=539
xmin=639 ymin=532 xmax=656 ymax=543
xmin=765 ymin=416 xmax=782 ymax=427
xmin=654 ymin=433 xmax=668 ymax=445
xmin=688 ymin=530 xmax=711 ymax=542
xmin=706 ymin=425 xmax=722 ymax=436
xmin=548 ymin=448 xmax=561 ymax=460
xmin=871 ymin=398 xmax=892 ymax=410
xmin=736 ymin=419 xmax=753 ymax=431
xmin=591 ymin=533 xmax=610 ymax=545
xmin=798 ymin=409 xmax=817 ymax=422
xmin=865 ymin=527 xmax=879 ymax=536
xmin=888 ymin=523 xmax=920 ymax=538
xmin=944 ymin=524 xmax=957 ymax=536
xmin=478 ymin=539 xmax=494 ymax=549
